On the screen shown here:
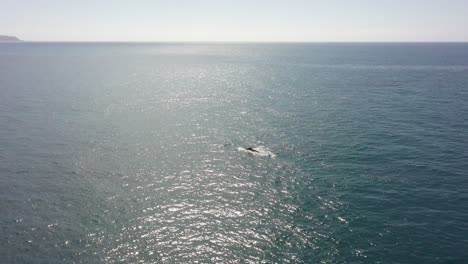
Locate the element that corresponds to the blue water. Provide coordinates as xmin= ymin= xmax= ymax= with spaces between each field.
xmin=1 ymin=43 xmax=467 ymax=263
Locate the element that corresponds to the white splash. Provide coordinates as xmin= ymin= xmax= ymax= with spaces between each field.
xmin=238 ymin=146 xmax=276 ymax=158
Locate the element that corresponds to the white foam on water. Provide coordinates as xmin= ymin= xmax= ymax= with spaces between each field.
xmin=238 ymin=146 xmax=276 ymax=158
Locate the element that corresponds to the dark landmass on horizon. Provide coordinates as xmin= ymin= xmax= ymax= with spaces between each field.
xmin=0 ymin=35 xmax=22 ymax=41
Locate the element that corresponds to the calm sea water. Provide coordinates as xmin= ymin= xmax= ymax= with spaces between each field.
xmin=1 ymin=43 xmax=467 ymax=263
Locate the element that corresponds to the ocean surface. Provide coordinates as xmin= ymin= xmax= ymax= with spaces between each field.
xmin=1 ymin=42 xmax=467 ymax=263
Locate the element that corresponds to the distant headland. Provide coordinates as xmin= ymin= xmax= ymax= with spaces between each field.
xmin=0 ymin=35 xmax=22 ymax=41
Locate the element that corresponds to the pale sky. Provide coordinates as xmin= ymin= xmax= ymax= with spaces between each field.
xmin=1 ymin=0 xmax=468 ymax=42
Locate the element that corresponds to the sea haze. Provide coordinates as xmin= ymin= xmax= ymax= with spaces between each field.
xmin=1 ymin=42 xmax=467 ymax=263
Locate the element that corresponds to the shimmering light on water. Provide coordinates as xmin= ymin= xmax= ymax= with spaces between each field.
xmin=1 ymin=43 xmax=468 ymax=263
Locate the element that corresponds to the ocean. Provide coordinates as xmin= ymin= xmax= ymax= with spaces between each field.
xmin=1 ymin=42 xmax=467 ymax=263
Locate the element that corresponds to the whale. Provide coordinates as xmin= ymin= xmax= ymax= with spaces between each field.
xmin=239 ymin=146 xmax=276 ymax=157
xmin=245 ymin=147 xmax=260 ymax=153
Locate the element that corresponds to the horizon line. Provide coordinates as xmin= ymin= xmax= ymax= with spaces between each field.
xmin=5 ymin=40 xmax=468 ymax=44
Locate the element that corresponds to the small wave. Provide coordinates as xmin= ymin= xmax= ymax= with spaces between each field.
xmin=238 ymin=146 xmax=276 ymax=158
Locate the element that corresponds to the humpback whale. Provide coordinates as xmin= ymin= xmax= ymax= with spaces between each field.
xmin=246 ymin=147 xmax=259 ymax=153
xmin=239 ymin=146 xmax=276 ymax=157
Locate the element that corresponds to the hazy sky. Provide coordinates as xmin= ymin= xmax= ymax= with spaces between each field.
xmin=2 ymin=0 xmax=468 ymax=42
